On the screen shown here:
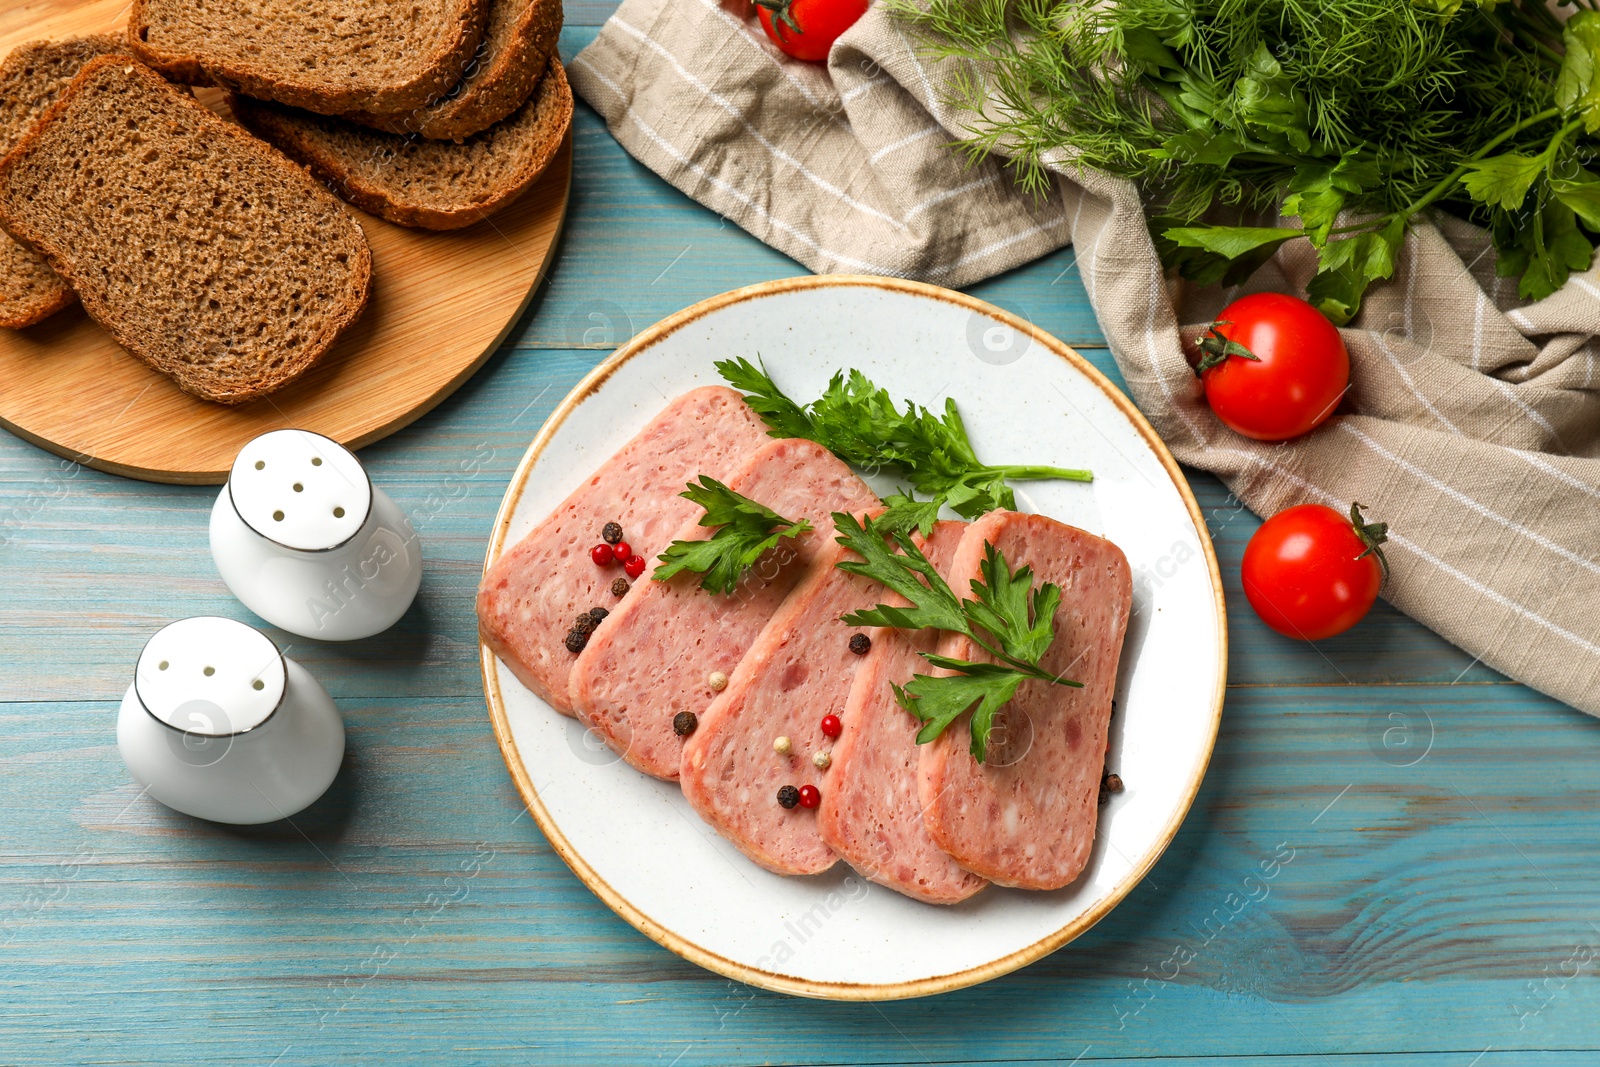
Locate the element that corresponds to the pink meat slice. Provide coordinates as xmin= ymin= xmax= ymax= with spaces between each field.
xmin=569 ymin=437 xmax=880 ymax=779
xmin=477 ymin=386 xmax=769 ymax=713
xmin=818 ymin=520 xmax=988 ymax=904
xmin=918 ymin=511 xmax=1132 ymax=891
xmin=679 ymin=524 xmax=889 ymax=876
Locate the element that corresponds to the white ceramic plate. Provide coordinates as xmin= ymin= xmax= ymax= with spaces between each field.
xmin=481 ymin=276 xmax=1226 ymax=1000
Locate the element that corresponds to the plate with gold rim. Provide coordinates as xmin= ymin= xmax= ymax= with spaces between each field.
xmin=480 ymin=275 xmax=1226 ymax=1000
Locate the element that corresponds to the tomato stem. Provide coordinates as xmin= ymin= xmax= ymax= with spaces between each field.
xmin=1193 ymin=319 xmax=1260 ymax=376
xmin=1350 ymin=501 xmax=1390 ymax=581
xmin=753 ymin=0 xmax=803 ymax=37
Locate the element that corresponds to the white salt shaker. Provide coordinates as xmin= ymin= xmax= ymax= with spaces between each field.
xmin=210 ymin=429 xmax=422 ymax=641
xmin=116 ymin=616 xmax=345 ymax=825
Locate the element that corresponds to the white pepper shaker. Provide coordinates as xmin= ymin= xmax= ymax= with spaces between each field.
xmin=116 ymin=616 xmax=345 ymax=825
xmin=210 ymin=429 xmax=422 ymax=641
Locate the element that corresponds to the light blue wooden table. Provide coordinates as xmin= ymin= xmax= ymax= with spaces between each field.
xmin=2 ymin=13 xmax=1598 ymax=1065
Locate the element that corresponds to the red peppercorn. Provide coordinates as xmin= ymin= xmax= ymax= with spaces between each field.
xmin=797 ymin=784 xmax=820 ymax=808
xmin=591 ymin=544 xmax=615 ymax=566
xmin=820 ymin=714 xmax=842 ymax=739
xmin=612 ymin=541 xmax=633 ymax=562
xmin=623 ymin=554 xmax=646 ymax=578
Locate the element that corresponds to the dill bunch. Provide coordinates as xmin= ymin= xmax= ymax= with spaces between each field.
xmin=894 ymin=0 xmax=1600 ymax=320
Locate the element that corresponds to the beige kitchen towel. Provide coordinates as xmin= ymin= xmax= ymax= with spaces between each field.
xmin=570 ymin=2 xmax=1600 ymax=715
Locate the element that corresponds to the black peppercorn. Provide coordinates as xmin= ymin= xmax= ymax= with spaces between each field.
xmin=572 ymin=613 xmax=597 ymax=636
xmin=673 ymin=711 xmax=698 ymax=736
xmin=564 ymin=630 xmax=588 ymax=654
xmin=611 ymin=577 xmax=630 ymax=597
xmin=776 ymin=785 xmax=800 ymax=809
xmin=1099 ymin=772 xmax=1124 ymax=805
xmin=602 ymin=522 xmax=624 ymax=545
xmin=588 ymin=607 xmax=609 ymax=623
xmin=848 ymin=633 xmax=871 ymax=655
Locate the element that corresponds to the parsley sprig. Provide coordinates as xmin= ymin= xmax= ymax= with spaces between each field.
xmin=833 ymin=512 xmax=1080 ymax=763
xmin=652 ymin=477 xmax=812 ymax=595
xmin=717 ymin=358 xmax=1092 ymax=537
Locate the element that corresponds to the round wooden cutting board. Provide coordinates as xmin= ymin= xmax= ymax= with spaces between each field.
xmin=0 ymin=0 xmax=570 ymax=483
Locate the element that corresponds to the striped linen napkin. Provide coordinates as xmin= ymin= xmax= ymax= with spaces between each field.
xmin=569 ymin=1 xmax=1600 ymax=716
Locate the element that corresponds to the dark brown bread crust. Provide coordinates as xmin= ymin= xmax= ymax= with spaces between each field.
xmin=0 ymin=57 xmax=373 ymax=404
xmin=125 ymin=0 xmax=489 ymax=117
xmin=0 ymin=35 xmax=126 ymax=328
xmin=0 ymin=239 xmax=75 ymax=329
xmin=343 ymin=0 xmax=563 ymax=142
xmin=230 ymin=57 xmax=573 ymax=231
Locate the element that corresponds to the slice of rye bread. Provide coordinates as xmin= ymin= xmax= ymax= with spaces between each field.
xmin=126 ymin=0 xmax=488 ymax=116
xmin=0 ymin=58 xmax=373 ymax=405
xmin=228 ymin=57 xmax=572 ymax=231
xmin=0 ymin=35 xmax=125 ymax=328
xmin=343 ymin=0 xmax=563 ymax=142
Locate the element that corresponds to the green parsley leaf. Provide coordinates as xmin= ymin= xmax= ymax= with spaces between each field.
xmin=1559 ymin=12 xmax=1600 ymax=133
xmin=1233 ymin=44 xmax=1313 ymax=154
xmin=1495 ymin=196 xmax=1594 ymax=301
xmin=713 ymin=356 xmax=815 ymax=440
xmin=872 ymin=492 xmax=945 ymax=540
xmin=965 ymin=541 xmax=1064 ymax=667
xmin=1156 ymin=224 xmax=1298 ymax=289
xmin=1161 ymin=225 xmax=1300 ymax=262
xmin=717 ymin=358 xmax=1092 ymax=537
xmin=1283 ymin=151 xmax=1381 ymax=244
xmin=1460 ymin=152 xmax=1546 ymax=212
xmin=833 ymin=511 xmax=967 ymax=634
xmin=1305 ymin=218 xmax=1404 ymax=324
xmin=1152 ymin=129 xmax=1249 ymax=167
xmin=1549 ymin=173 xmax=1600 ymax=231
xmin=833 ymin=512 xmax=1080 ymax=762
xmin=651 ymin=477 xmax=811 ymax=595
xmin=896 ymin=665 xmax=1026 ymax=763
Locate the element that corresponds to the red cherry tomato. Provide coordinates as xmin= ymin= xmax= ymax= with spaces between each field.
xmin=1196 ymin=292 xmax=1350 ymax=442
xmin=756 ymin=0 xmax=868 ymax=62
xmin=1241 ymin=503 xmax=1388 ymax=641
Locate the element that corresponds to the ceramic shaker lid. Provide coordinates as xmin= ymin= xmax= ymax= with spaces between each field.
xmin=133 ymin=617 xmax=285 ymax=736
xmin=227 ymin=429 xmax=372 ymax=551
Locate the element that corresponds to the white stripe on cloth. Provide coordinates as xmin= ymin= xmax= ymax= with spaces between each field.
xmin=889 ymin=19 xmax=950 ymax=127
xmin=1403 ymin=233 xmax=1418 ymax=338
xmin=840 ymin=74 xmax=891 ymax=102
xmin=609 ymin=16 xmax=913 ymax=234
xmin=1490 ymin=378 xmax=1564 ymax=450
xmin=571 ymin=54 xmax=909 ymax=276
xmin=1471 ymin=289 xmax=1486 ymax=372
xmin=1372 ymin=333 xmax=1462 ymax=435
xmin=930 ymin=211 xmax=1069 ymax=276
xmin=868 ymin=124 xmax=941 ymax=164
xmin=906 ymin=174 xmax=1001 ymax=222
xmin=1511 ymin=449 xmax=1600 ymax=503
xmin=1571 ymin=275 xmax=1600 ymax=305
xmin=1214 ymin=446 xmax=1600 ymax=658
xmin=1338 ymin=421 xmax=1600 ymax=577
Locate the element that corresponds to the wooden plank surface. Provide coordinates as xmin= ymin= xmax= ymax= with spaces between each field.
xmin=0 ymin=20 xmax=1595 ymax=1067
